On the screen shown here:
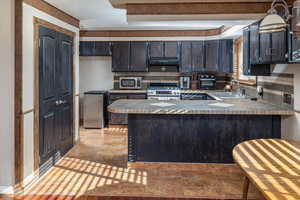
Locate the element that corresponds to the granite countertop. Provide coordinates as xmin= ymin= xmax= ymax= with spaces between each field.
xmin=108 ymin=92 xmax=294 ymax=115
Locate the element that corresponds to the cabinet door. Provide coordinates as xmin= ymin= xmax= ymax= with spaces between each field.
xmin=112 ymin=42 xmax=130 ymax=72
xmin=150 ymin=41 xmax=164 ymax=58
xmin=127 ymin=94 xmax=147 ymax=99
xmin=130 ymin=42 xmax=148 ymax=72
xmin=164 ymin=41 xmax=179 ymax=58
xmin=259 ymin=33 xmax=272 ymax=63
xmin=94 ymin=41 xmax=111 ymax=56
xmin=192 ymin=41 xmax=205 ymax=72
xmin=205 ymin=40 xmax=219 ymax=72
xmin=271 ymin=31 xmax=287 ymax=63
xmin=180 ymin=41 xmax=192 ymax=72
xmin=79 ymin=41 xmax=94 ymax=56
xmin=290 ymin=33 xmax=300 ymax=61
xmin=243 ymin=28 xmax=250 ymax=75
xmin=108 ymin=94 xmax=128 ymax=125
xmin=219 ymin=40 xmax=233 ymax=73
xmin=249 ymin=23 xmax=260 ymax=64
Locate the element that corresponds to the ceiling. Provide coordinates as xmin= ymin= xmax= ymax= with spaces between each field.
xmin=44 ymin=0 xmax=256 ymax=36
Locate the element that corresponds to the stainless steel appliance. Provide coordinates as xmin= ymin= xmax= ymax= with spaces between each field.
xmin=180 ymin=76 xmax=190 ymax=89
xmin=199 ymin=75 xmax=216 ymax=90
xmin=147 ymin=83 xmax=181 ymax=100
xmin=119 ymin=77 xmax=142 ymax=89
xmin=83 ymin=91 xmax=106 ymax=129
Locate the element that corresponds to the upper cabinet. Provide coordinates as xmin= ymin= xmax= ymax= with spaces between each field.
xmin=180 ymin=41 xmax=205 ymax=73
xmin=192 ymin=41 xmax=205 ymax=72
xmin=149 ymin=41 xmax=164 ymax=58
xmin=94 ymin=41 xmax=111 ymax=56
xmin=80 ymin=41 xmax=94 ymax=56
xmin=149 ymin=41 xmax=180 ymax=59
xmin=112 ymin=42 xmax=130 ymax=72
xmin=242 ymin=21 xmax=289 ymax=76
xmin=112 ymin=41 xmax=148 ymax=72
xmin=290 ymin=32 xmax=300 ymax=62
xmin=218 ymin=40 xmax=233 ymax=73
xmin=164 ymin=41 xmax=180 ymax=58
xmin=81 ymin=39 xmax=234 ymax=73
xmin=80 ymin=41 xmax=111 ymax=56
xmin=130 ymin=42 xmax=148 ymax=72
xmin=205 ymin=40 xmax=219 ymax=72
xmin=180 ymin=41 xmax=192 ymax=73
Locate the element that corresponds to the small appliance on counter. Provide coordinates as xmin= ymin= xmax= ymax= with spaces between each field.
xmin=179 ymin=76 xmax=190 ymax=89
xmin=199 ymin=75 xmax=216 ymax=90
xmin=119 ymin=77 xmax=142 ymax=89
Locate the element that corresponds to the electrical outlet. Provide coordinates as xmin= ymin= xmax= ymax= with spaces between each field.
xmin=283 ymin=93 xmax=292 ymax=105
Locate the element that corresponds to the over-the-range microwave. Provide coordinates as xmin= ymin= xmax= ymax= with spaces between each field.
xmin=119 ymin=77 xmax=142 ymax=89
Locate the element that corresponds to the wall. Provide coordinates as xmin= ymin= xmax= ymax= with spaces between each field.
xmin=272 ymin=64 xmax=300 ymax=140
xmin=0 ymin=0 xmax=15 ymax=193
xmin=22 ymin=2 xmax=80 ymax=186
xmin=79 ymin=57 xmax=113 ymax=93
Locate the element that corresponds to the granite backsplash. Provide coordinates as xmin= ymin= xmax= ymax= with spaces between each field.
xmin=239 ymin=73 xmax=294 ymax=109
xmin=113 ymin=72 xmax=232 ymax=90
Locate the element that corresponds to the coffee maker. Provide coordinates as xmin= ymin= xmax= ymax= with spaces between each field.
xmin=180 ymin=77 xmax=191 ymax=89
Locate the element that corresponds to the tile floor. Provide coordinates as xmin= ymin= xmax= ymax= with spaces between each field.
xmin=16 ymin=128 xmax=264 ymax=199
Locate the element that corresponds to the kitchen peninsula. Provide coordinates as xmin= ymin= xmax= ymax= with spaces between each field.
xmin=108 ymin=94 xmax=294 ymax=163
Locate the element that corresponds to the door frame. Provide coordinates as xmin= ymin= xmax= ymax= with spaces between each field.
xmin=33 ymin=17 xmax=76 ymax=172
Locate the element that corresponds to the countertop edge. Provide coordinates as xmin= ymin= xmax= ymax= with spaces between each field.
xmin=107 ymin=107 xmax=295 ymax=116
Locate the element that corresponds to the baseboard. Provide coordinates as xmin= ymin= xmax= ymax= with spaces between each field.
xmin=0 ymin=185 xmax=14 ymax=194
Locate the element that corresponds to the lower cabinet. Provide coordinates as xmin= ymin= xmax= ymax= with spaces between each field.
xmin=108 ymin=93 xmax=147 ymax=125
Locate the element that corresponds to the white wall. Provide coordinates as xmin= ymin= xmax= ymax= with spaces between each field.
xmin=79 ymin=57 xmax=113 ymax=93
xmin=0 ymin=0 xmax=15 ymax=193
xmin=22 ymin=2 xmax=80 ymax=186
xmin=271 ymin=64 xmax=300 ymax=140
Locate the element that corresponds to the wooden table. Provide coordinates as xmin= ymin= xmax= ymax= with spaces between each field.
xmin=233 ymin=139 xmax=300 ymax=200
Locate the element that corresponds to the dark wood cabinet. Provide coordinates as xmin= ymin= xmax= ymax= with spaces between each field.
xmin=249 ymin=23 xmax=260 ymax=64
xmin=289 ymin=32 xmax=300 ymax=62
xmin=180 ymin=42 xmax=192 ymax=72
xmin=192 ymin=41 xmax=205 ymax=72
xmin=218 ymin=39 xmax=233 ymax=73
xmin=112 ymin=42 xmax=130 ymax=72
xmin=205 ymin=40 xmax=219 ymax=72
xmin=259 ymin=33 xmax=272 ymax=63
xmin=130 ymin=42 xmax=148 ymax=72
xmin=94 ymin=41 xmax=111 ymax=56
xmin=80 ymin=41 xmax=111 ymax=56
xmin=180 ymin=41 xmax=205 ymax=73
xmin=243 ymin=28 xmax=251 ymax=75
xmin=149 ymin=41 xmax=180 ymax=59
xmin=164 ymin=41 xmax=180 ymax=58
xmin=271 ymin=31 xmax=287 ymax=63
xmin=80 ymin=41 xmax=94 ymax=56
xmin=108 ymin=93 xmax=147 ymax=125
xmin=259 ymin=30 xmax=287 ymax=64
xmin=150 ymin=41 xmax=164 ymax=58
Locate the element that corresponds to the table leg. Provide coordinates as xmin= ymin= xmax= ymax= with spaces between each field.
xmin=243 ymin=176 xmax=250 ymax=200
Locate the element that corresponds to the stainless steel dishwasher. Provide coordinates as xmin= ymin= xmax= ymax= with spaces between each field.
xmin=83 ymin=91 xmax=107 ymax=129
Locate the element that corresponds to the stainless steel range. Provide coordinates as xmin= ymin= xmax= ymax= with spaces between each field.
xmin=147 ymin=83 xmax=181 ymax=100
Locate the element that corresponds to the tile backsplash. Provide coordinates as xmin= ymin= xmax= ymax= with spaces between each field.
xmin=113 ymin=72 xmax=232 ymax=90
xmin=239 ymin=73 xmax=294 ymax=109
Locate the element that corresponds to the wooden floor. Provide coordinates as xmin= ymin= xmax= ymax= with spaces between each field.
xmin=1 ymin=128 xmax=265 ymax=200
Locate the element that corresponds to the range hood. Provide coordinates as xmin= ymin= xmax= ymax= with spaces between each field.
xmin=149 ymin=58 xmax=180 ymax=66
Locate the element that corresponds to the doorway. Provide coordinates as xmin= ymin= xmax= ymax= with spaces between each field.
xmin=36 ymin=21 xmax=74 ymax=174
